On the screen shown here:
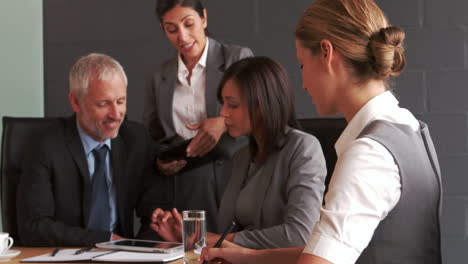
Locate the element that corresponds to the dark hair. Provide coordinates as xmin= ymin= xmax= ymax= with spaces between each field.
xmin=155 ymin=0 xmax=205 ymax=22
xmin=218 ymin=57 xmax=299 ymax=163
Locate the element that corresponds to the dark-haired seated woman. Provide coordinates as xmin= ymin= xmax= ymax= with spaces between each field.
xmin=152 ymin=56 xmax=327 ymax=249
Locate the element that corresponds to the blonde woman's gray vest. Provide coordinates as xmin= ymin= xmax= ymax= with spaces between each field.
xmin=356 ymin=120 xmax=442 ymax=264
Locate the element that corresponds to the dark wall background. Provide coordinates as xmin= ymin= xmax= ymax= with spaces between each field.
xmin=43 ymin=0 xmax=468 ymax=262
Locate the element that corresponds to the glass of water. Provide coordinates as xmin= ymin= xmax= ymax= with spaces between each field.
xmin=182 ymin=210 xmax=206 ymax=264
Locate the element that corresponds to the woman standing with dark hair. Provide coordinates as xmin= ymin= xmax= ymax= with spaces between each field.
xmin=201 ymin=0 xmax=442 ymax=263
xmin=143 ymin=0 xmax=253 ymax=233
xmin=152 ymin=56 xmax=327 ymax=249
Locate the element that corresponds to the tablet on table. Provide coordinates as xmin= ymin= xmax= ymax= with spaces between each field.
xmin=96 ymin=239 xmax=183 ymax=253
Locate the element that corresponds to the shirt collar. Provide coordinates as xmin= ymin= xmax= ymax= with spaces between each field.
xmin=177 ymin=37 xmax=209 ymax=74
xmin=335 ymin=91 xmax=399 ymax=156
xmin=275 ymin=126 xmax=293 ymax=149
xmin=76 ymin=120 xmax=111 ymax=156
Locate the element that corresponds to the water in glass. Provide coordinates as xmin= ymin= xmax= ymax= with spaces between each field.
xmin=182 ymin=211 xmax=206 ymax=264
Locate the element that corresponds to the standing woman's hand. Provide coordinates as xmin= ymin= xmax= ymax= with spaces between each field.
xmin=186 ymin=116 xmax=226 ymax=157
xmin=156 ymin=159 xmax=187 ymax=176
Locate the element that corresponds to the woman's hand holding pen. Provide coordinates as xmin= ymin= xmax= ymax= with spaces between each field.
xmin=206 ymin=232 xmax=236 ymax=247
xmin=201 ymin=221 xmax=240 ymax=264
xmin=186 ymin=116 xmax=226 ymax=157
xmin=150 ymin=208 xmax=183 ymax=242
xmin=200 ymin=240 xmax=254 ymax=264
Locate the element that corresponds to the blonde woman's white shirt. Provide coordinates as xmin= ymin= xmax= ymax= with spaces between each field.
xmin=303 ymin=91 xmax=420 ymax=264
xmin=172 ymin=38 xmax=209 ymax=139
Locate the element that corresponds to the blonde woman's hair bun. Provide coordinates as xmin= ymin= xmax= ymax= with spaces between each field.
xmin=368 ymin=26 xmax=406 ymax=78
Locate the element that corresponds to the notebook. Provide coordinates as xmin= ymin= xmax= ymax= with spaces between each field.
xmin=21 ymin=248 xmax=183 ymax=263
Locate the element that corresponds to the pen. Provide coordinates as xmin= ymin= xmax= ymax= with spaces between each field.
xmin=74 ymin=247 xmax=93 ymax=255
xmin=50 ymin=248 xmax=60 ymax=257
xmin=202 ymin=221 xmax=237 ymax=264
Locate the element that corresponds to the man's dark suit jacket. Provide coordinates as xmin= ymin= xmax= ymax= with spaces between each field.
xmin=17 ymin=116 xmax=161 ymax=246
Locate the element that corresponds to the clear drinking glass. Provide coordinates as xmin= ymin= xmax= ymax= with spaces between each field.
xmin=182 ymin=210 xmax=206 ymax=264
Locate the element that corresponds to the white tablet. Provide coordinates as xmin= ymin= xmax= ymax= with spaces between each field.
xmin=96 ymin=239 xmax=183 ymax=253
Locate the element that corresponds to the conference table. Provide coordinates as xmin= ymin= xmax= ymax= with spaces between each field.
xmin=10 ymin=247 xmax=184 ymax=263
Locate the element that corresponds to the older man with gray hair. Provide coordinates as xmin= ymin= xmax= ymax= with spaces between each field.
xmin=18 ymin=53 xmax=162 ymax=246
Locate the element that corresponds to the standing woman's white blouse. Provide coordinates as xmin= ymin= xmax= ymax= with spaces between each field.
xmin=172 ymin=38 xmax=209 ymax=139
xmin=303 ymin=91 xmax=420 ymax=264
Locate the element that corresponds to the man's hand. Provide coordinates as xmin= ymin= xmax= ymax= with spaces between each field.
xmin=111 ymin=233 xmax=123 ymax=241
xmin=150 ymin=208 xmax=183 ymax=242
xmin=186 ymin=117 xmax=226 ymax=157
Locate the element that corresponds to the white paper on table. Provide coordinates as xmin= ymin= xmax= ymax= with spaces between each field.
xmin=21 ymin=249 xmax=114 ymax=262
xmin=92 ymin=250 xmax=183 ymax=262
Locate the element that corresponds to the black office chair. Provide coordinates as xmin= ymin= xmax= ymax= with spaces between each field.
xmin=1 ymin=116 xmax=58 ymax=245
xmin=298 ymin=118 xmax=347 ymax=194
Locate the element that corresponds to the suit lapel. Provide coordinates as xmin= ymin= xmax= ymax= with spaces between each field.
xmin=160 ymin=59 xmax=178 ymax=134
xmin=205 ymin=38 xmax=225 ymax=118
xmin=111 ymin=134 xmax=127 ymax=232
xmin=64 ymin=116 xmax=92 ymax=224
xmin=253 ymin=157 xmax=276 ymax=228
xmin=218 ymin=147 xmax=250 ymax=232
xmin=253 ymin=128 xmax=291 ymax=227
